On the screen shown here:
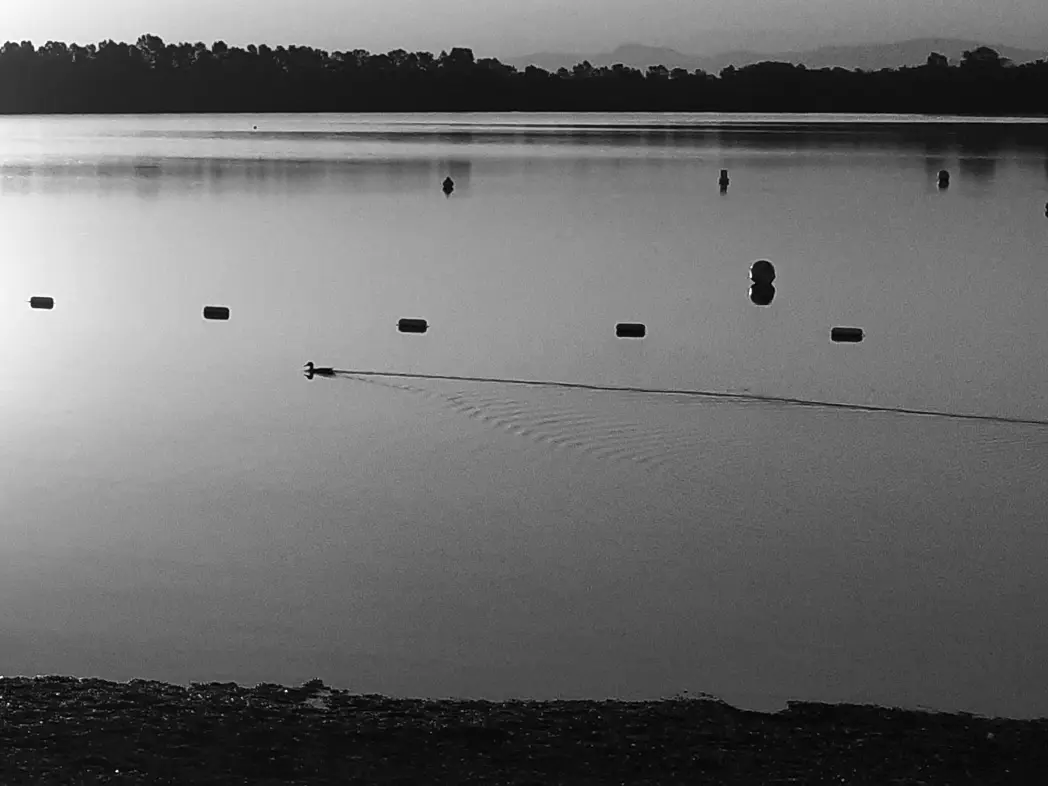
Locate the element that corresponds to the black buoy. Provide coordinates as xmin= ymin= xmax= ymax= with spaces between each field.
xmin=203 ymin=306 xmax=230 ymax=321
xmin=29 ymin=296 xmax=55 ymax=310
xmin=719 ymin=169 xmax=729 ymax=191
xmin=615 ymin=322 xmax=646 ymax=338
xmin=442 ymin=176 xmax=454 ymax=195
xmin=938 ymin=169 xmax=950 ymax=188
xmin=398 ymin=318 xmax=428 ymax=334
xmin=748 ymin=260 xmax=776 ymax=306
xmin=750 ymin=259 xmax=775 ymax=286
xmin=831 ymin=327 xmax=864 ymax=343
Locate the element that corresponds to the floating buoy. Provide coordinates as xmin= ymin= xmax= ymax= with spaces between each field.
xmin=29 ymin=296 xmax=55 ymax=310
xmin=750 ymin=259 xmax=775 ymax=286
xmin=831 ymin=327 xmax=864 ymax=343
xmin=748 ymin=260 xmax=776 ymax=305
xmin=442 ymin=177 xmax=454 ymax=195
xmin=203 ymin=306 xmax=230 ymax=321
xmin=719 ymin=169 xmax=729 ymax=191
xmin=398 ymin=318 xmax=428 ymax=334
xmin=615 ymin=323 xmax=646 ymax=338
xmin=938 ymin=170 xmax=950 ymax=188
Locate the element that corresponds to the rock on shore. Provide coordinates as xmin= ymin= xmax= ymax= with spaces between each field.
xmin=2 ymin=676 xmax=1046 ymax=784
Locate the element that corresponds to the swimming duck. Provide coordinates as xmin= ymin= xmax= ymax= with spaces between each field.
xmin=304 ymin=362 xmax=336 ymax=378
xmin=442 ymin=176 xmax=454 ymax=195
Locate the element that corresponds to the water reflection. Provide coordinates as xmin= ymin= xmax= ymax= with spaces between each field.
xmin=357 ymin=125 xmax=1045 ymax=153
xmin=749 ymin=283 xmax=775 ymax=306
xmin=0 ymin=157 xmax=467 ymax=197
xmin=21 ymin=116 xmax=1048 ymax=156
xmin=443 ymin=159 xmax=472 ymax=192
xmin=924 ymin=154 xmax=948 ymax=180
xmin=703 ymin=123 xmax=1048 ymax=154
xmin=958 ymin=132 xmax=998 ymax=184
xmin=959 ymin=156 xmax=997 ymax=183
xmin=131 ymin=159 xmax=163 ymax=199
xmin=4 ymin=121 xmax=1047 ymax=199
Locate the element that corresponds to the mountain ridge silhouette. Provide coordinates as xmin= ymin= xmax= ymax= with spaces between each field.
xmin=506 ymin=38 xmax=1048 ymax=73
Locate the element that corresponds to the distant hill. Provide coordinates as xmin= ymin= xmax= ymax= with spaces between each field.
xmin=506 ymin=38 xmax=1048 ymax=74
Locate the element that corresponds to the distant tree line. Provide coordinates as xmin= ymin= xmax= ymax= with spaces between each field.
xmin=1 ymin=37 xmax=1045 ymax=115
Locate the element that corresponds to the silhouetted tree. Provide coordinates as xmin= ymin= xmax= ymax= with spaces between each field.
xmin=572 ymin=60 xmax=594 ymax=78
xmin=962 ymin=47 xmax=1010 ymax=69
xmin=439 ymin=47 xmax=474 ymax=71
xmin=0 ymin=35 xmax=1045 ymax=115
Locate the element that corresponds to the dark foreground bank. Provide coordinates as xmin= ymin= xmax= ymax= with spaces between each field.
xmin=2 ymin=677 xmax=1046 ymax=784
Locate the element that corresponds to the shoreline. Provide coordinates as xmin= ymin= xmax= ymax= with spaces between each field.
xmin=3 ymin=676 xmax=1046 ymax=784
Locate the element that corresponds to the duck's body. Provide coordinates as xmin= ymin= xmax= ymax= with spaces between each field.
xmin=304 ymin=362 xmax=336 ymax=377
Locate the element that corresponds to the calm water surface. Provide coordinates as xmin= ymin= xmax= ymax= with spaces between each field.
xmin=2 ymin=113 xmax=1047 ymax=718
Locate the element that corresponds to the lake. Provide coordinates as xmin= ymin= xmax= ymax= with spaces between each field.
xmin=2 ymin=113 xmax=1047 ymax=718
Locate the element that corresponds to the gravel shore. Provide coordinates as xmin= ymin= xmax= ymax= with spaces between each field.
xmin=2 ymin=676 xmax=1046 ymax=784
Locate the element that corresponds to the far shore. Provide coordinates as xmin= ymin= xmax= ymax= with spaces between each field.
xmin=2 ymin=675 xmax=1045 ymax=783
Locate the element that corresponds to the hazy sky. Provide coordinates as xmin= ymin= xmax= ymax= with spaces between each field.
xmin=3 ymin=0 xmax=1047 ymax=56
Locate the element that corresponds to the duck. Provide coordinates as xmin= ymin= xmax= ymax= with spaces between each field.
xmin=303 ymin=362 xmax=336 ymax=378
xmin=442 ymin=176 xmax=454 ymax=195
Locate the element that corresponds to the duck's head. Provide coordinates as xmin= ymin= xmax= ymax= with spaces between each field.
xmin=304 ymin=362 xmax=315 ymax=372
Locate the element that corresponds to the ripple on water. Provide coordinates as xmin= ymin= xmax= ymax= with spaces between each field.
xmin=336 ymin=373 xmax=1048 ymax=493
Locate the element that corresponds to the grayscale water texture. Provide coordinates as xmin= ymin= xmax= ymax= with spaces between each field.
xmin=2 ymin=113 xmax=1047 ymax=718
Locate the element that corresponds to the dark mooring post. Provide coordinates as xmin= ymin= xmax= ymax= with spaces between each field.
xmin=719 ymin=169 xmax=730 ymax=192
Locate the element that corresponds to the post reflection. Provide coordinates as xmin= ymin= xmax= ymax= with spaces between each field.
xmin=958 ymin=156 xmax=997 ymax=184
xmin=958 ymin=132 xmax=998 ymax=185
